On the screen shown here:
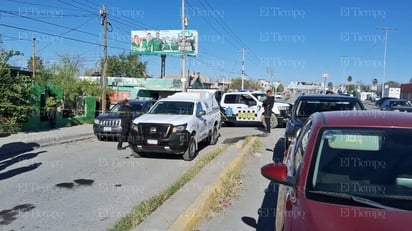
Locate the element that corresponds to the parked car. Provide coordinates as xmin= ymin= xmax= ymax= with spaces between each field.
xmin=375 ymin=96 xmax=396 ymax=107
xmin=93 ymin=99 xmax=155 ymax=140
xmin=379 ymin=98 xmax=412 ymax=112
xmin=284 ymin=94 xmax=366 ymax=150
xmin=262 ymin=111 xmax=412 ymax=231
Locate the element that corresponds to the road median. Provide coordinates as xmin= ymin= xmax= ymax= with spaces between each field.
xmin=135 ymin=136 xmax=258 ymax=231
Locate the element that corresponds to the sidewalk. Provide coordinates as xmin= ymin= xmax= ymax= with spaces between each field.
xmin=0 ymin=124 xmax=95 ymax=156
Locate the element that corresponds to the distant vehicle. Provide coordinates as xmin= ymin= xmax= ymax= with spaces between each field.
xmin=284 ymin=94 xmax=365 ymax=150
xmin=379 ymin=98 xmax=412 ymax=112
xmin=262 ymin=111 xmax=412 ymax=231
xmin=375 ymin=97 xmax=396 ymax=107
xmin=93 ymin=99 xmax=155 ymax=141
xmin=220 ymin=91 xmax=290 ymax=128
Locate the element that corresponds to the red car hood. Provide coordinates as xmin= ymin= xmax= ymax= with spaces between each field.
xmin=288 ymin=199 xmax=412 ymax=230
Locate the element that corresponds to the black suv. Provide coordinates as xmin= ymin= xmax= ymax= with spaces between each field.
xmin=93 ymin=99 xmax=155 ymax=140
xmin=284 ymin=94 xmax=366 ymax=150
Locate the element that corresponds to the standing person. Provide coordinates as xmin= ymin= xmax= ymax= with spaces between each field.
xmin=46 ymin=94 xmax=58 ymax=129
xmin=262 ymin=89 xmax=275 ymax=133
xmin=117 ymin=99 xmax=132 ymax=150
xmin=151 ymin=32 xmax=163 ymax=51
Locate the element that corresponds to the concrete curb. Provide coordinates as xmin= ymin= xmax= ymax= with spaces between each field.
xmin=170 ymin=136 xmax=257 ymax=231
xmin=135 ymin=136 xmax=257 ymax=231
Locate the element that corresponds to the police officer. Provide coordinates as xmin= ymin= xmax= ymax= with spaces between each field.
xmin=262 ymin=90 xmax=275 ymax=133
xmin=117 ymin=99 xmax=132 ymax=150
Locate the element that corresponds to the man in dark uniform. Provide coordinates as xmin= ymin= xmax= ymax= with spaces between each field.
xmin=262 ymin=89 xmax=275 ymax=133
xmin=118 ymin=99 xmax=132 ymax=150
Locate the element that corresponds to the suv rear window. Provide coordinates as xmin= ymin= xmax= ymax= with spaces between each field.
xmin=295 ymin=100 xmax=363 ymax=118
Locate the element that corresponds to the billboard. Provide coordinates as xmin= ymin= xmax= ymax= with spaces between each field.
xmin=130 ymin=30 xmax=198 ymax=56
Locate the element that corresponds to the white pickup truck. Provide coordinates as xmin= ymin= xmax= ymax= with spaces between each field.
xmin=128 ymin=91 xmax=221 ymax=161
xmin=220 ymin=91 xmax=290 ymax=128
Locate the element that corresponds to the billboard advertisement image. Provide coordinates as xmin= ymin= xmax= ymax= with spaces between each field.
xmin=130 ymin=30 xmax=198 ymax=56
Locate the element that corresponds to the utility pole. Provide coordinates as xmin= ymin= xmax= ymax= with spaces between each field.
xmin=241 ymin=48 xmax=246 ymax=91
xmin=32 ymin=37 xmax=36 ymax=79
xmin=377 ymin=27 xmax=396 ymax=97
xmin=100 ymin=5 xmax=108 ymax=113
xmin=181 ymin=0 xmax=188 ymax=92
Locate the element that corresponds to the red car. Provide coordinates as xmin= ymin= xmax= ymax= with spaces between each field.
xmin=262 ymin=111 xmax=412 ymax=231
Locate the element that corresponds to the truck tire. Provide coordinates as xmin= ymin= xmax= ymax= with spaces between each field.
xmin=261 ymin=113 xmax=279 ymax=129
xmin=130 ymin=145 xmax=143 ymax=158
xmin=271 ymin=113 xmax=279 ymax=128
xmin=208 ymin=125 xmax=218 ymax=145
xmin=183 ymin=136 xmax=196 ymax=161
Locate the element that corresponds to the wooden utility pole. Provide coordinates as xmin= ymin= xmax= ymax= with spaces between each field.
xmin=32 ymin=37 xmax=36 ymax=79
xmin=100 ymin=5 xmax=108 ymax=113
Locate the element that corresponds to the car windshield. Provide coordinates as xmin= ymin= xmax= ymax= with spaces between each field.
xmin=307 ymin=128 xmax=412 ymax=210
xmin=390 ymin=100 xmax=411 ymax=107
xmin=148 ymin=101 xmax=194 ymax=115
xmin=110 ymin=102 xmax=144 ymax=113
xmin=252 ymin=93 xmax=266 ymax=101
xmin=295 ymin=99 xmax=363 ymax=119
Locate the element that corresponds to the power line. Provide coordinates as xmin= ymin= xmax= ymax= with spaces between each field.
xmin=0 ymin=23 xmax=126 ymax=51
xmin=0 ymin=10 xmax=98 ymax=37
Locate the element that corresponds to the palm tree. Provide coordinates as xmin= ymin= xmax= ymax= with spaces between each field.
xmin=347 ymin=75 xmax=352 ymax=84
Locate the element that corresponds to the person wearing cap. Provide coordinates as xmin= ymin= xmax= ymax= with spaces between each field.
xmin=117 ymin=99 xmax=132 ymax=150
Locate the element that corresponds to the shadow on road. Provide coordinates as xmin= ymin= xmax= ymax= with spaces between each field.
xmin=240 ymin=137 xmax=286 ymax=230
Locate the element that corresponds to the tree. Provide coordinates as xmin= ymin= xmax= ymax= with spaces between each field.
xmin=102 ymin=52 xmax=147 ymax=77
xmin=0 ymin=49 xmax=33 ymax=133
xmin=327 ymin=82 xmax=333 ymax=90
xmin=229 ymin=77 xmax=260 ymax=91
xmin=27 ymin=56 xmax=45 ymax=71
xmin=347 ymin=75 xmax=352 ymax=84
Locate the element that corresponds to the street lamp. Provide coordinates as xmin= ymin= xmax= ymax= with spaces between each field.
xmin=377 ymin=27 xmax=396 ymax=97
xmin=322 ymin=73 xmax=329 ymax=93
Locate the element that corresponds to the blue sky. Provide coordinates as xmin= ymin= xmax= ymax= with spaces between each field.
xmin=1 ymin=0 xmax=411 ymax=86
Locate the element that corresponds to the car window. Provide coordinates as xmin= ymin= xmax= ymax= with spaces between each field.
xmin=308 ymin=128 xmax=412 ymax=209
xmin=130 ymin=103 xmax=143 ymax=111
xmin=149 ymin=101 xmax=194 ymax=115
xmin=291 ymin=118 xmax=313 ymax=175
xmin=196 ymin=102 xmax=203 ymax=115
xmin=223 ymin=94 xmax=237 ymax=104
xmin=295 ymin=99 xmax=363 ymax=118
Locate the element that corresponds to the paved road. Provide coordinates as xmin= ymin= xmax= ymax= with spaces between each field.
xmin=0 ymin=124 xmax=268 ymax=231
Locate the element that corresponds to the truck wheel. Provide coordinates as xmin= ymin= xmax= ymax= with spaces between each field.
xmin=130 ymin=146 xmax=143 ymax=158
xmin=208 ymin=126 xmax=218 ymax=145
xmin=183 ymin=136 xmax=196 ymax=161
xmin=271 ymin=113 xmax=279 ymax=128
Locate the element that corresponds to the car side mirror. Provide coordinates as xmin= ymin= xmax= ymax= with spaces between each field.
xmin=197 ymin=110 xmax=206 ymax=117
xmin=248 ymin=100 xmax=257 ymax=106
xmin=261 ymin=163 xmax=296 ymax=187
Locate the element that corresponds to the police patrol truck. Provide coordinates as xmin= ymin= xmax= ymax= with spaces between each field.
xmin=219 ymin=91 xmax=290 ymax=128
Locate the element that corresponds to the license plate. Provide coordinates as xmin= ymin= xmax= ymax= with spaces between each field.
xmin=147 ymin=139 xmax=158 ymax=145
xmin=103 ymin=127 xmax=112 ymax=132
